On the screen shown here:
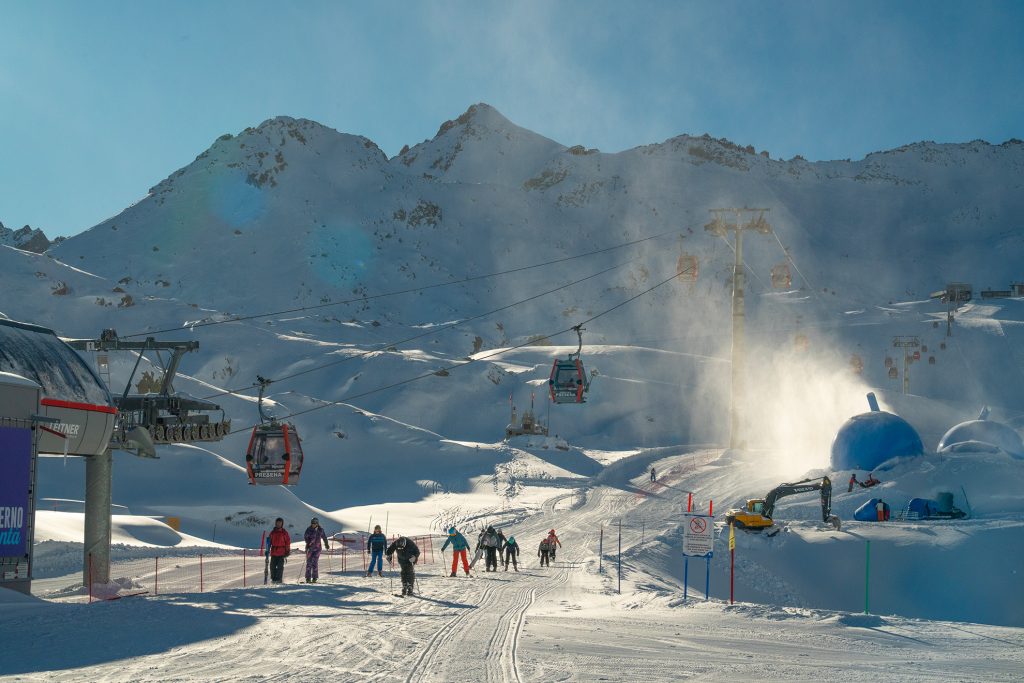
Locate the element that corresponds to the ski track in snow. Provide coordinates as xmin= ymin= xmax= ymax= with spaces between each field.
xmin=7 ymin=452 xmax=1024 ymax=681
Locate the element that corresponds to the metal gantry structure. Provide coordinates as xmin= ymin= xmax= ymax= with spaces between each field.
xmin=64 ymin=329 xmax=229 ymax=584
xmin=704 ymin=207 xmax=772 ymax=449
xmin=891 ymin=335 xmax=921 ymax=395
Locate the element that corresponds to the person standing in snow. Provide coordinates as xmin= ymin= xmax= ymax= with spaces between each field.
xmin=538 ymin=538 xmax=551 ymax=567
xmin=366 ymin=525 xmax=387 ymax=577
xmin=848 ymin=473 xmax=858 ymax=492
xmin=303 ymin=517 xmax=329 ymax=583
xmin=267 ymin=518 xmax=291 ymax=584
xmin=651 ymin=466 xmax=657 ymax=483
xmin=386 ymin=535 xmax=421 ymax=596
xmin=503 ymin=535 xmax=520 ymax=571
xmin=546 ymin=529 xmax=562 ymax=561
xmin=482 ymin=525 xmax=501 ymax=572
xmin=441 ymin=526 xmax=471 ymax=576
xmin=876 ymin=499 xmax=886 ymax=522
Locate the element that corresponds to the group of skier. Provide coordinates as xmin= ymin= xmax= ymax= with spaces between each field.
xmin=263 ymin=516 xmax=330 ymax=584
xmin=263 ymin=517 xmax=564 ymax=597
xmin=441 ymin=525 xmax=561 ymax=575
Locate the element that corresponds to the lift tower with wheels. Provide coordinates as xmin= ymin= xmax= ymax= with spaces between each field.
xmin=65 ymin=330 xmax=228 ymax=586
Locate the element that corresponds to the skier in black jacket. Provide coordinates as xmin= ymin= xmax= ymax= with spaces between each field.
xmin=503 ymin=535 xmax=520 ymax=571
xmin=386 ymin=536 xmax=421 ymax=596
xmin=481 ymin=526 xmax=501 ymax=572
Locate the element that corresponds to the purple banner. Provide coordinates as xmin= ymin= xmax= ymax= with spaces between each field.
xmin=0 ymin=427 xmax=32 ymax=557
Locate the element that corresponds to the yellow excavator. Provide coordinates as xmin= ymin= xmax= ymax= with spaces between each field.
xmin=726 ymin=476 xmax=841 ymax=532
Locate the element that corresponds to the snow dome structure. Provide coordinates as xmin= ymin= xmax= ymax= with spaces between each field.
xmin=830 ymin=393 xmax=924 ymax=471
xmin=937 ymin=407 xmax=1024 ymax=457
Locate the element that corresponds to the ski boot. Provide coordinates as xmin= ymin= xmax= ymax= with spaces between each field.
xmin=378 ymin=571 xmax=384 ymax=577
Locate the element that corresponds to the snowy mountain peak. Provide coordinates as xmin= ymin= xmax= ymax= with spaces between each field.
xmin=0 ymin=221 xmax=62 ymax=253
xmin=147 ymin=116 xmax=387 ymax=197
xmin=395 ymin=103 xmax=564 ymax=183
xmin=433 ymin=102 xmax=514 ymax=138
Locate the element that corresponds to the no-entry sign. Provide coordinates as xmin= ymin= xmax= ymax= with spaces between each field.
xmin=683 ymin=513 xmax=714 ymax=557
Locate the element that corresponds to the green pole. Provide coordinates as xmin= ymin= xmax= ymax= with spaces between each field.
xmin=864 ymin=540 xmax=870 ymax=615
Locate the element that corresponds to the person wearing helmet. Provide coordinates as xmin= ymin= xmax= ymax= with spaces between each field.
xmin=366 ymin=524 xmax=387 ymax=577
xmin=538 ymin=537 xmax=551 ymax=567
xmin=546 ymin=529 xmax=561 ymax=561
xmin=441 ymin=526 xmax=471 ymax=576
xmin=503 ymin=535 xmax=520 ymax=571
xmin=266 ymin=517 xmax=291 ymax=583
xmin=303 ymin=517 xmax=329 ymax=583
xmin=386 ymin=535 xmax=421 ymax=596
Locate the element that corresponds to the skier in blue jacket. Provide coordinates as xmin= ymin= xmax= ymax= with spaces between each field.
xmin=441 ymin=526 xmax=471 ymax=576
xmin=366 ymin=525 xmax=387 ymax=577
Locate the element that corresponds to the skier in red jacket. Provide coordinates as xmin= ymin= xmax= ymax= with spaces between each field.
xmin=267 ymin=518 xmax=291 ymax=583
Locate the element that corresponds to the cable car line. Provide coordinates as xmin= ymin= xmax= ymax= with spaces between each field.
xmin=121 ymin=226 xmax=685 ymax=340
xmin=224 ymin=265 xmax=690 ymax=435
xmin=200 ymin=256 xmax=640 ymax=401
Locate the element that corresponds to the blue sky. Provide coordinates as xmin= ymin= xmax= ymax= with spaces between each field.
xmin=2 ymin=0 xmax=1022 ymax=237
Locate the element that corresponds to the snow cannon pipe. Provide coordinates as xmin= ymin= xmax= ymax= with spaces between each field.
xmin=867 ymin=392 xmax=880 ymax=412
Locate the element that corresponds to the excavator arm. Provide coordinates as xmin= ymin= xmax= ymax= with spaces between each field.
xmin=762 ymin=477 xmax=833 ymax=522
xmin=729 ymin=476 xmax=840 ymax=531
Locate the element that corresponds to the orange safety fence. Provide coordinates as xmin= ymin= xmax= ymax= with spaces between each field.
xmin=78 ymin=535 xmax=441 ymax=603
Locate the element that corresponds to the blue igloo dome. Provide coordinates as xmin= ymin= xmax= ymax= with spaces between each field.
xmin=830 ymin=394 xmax=924 ymax=471
xmin=938 ymin=419 xmax=1023 ymax=456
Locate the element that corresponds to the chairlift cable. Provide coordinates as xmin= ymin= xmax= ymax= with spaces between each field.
xmin=201 ymin=257 xmax=641 ymax=401
xmin=121 ymin=227 xmax=685 ymax=339
xmin=225 ymin=265 xmax=690 ymax=434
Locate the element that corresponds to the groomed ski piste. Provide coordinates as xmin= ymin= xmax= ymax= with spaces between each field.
xmin=2 ymin=104 xmax=1024 ymax=680
xmin=5 ymin=440 xmax=1024 ymax=681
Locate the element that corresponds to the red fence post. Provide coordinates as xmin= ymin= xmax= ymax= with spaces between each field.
xmin=155 ymin=556 xmax=159 ymax=596
xmin=200 ymin=554 xmax=204 ymax=592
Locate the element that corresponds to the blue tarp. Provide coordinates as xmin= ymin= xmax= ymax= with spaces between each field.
xmin=906 ymin=497 xmax=936 ymax=518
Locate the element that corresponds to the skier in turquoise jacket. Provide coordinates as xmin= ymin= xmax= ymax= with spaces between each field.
xmin=441 ymin=526 xmax=471 ymax=576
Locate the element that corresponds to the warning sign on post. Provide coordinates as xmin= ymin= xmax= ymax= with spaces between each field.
xmin=683 ymin=513 xmax=714 ymax=557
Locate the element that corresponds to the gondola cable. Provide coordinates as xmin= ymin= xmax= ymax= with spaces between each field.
xmin=201 ymin=256 xmax=642 ymax=401
xmin=225 ymin=264 xmax=692 ymax=435
xmin=121 ymin=226 xmax=686 ymax=340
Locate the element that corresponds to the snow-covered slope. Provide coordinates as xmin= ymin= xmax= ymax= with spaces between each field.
xmin=2 ymin=104 xmax=1022 ymax=631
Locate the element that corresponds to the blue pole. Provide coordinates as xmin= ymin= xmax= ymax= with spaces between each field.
xmin=705 ymin=556 xmax=710 ymax=600
xmin=683 ymin=556 xmax=689 ymax=602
